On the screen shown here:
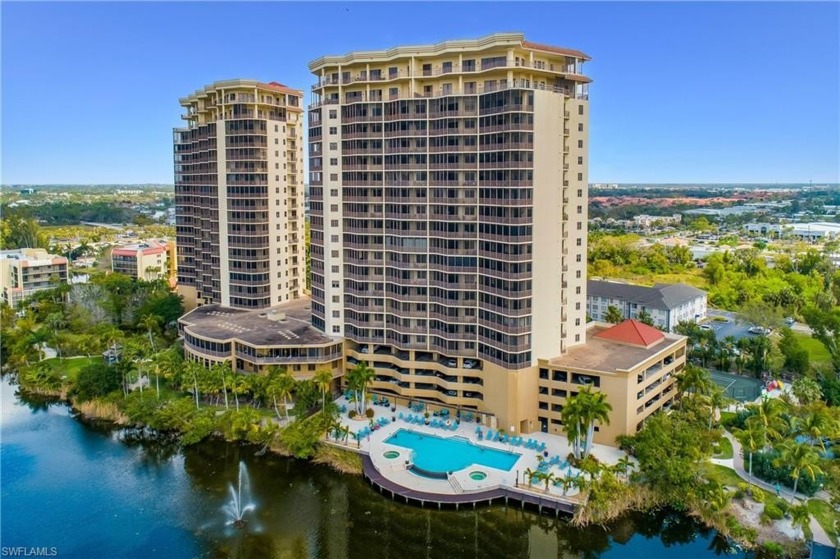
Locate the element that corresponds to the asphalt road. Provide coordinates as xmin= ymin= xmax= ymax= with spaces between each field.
xmin=704 ymin=309 xmax=813 ymax=342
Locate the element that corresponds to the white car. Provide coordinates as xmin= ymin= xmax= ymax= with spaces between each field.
xmin=463 ymin=359 xmax=477 ymax=369
xmin=446 ymin=359 xmax=457 ymax=367
xmin=699 ymin=324 xmax=713 ymax=331
xmin=748 ymin=326 xmax=769 ymax=335
xmin=785 ymin=317 xmax=795 ymax=326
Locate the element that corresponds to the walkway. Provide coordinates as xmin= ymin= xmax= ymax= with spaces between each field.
xmin=714 ymin=432 xmax=835 ymax=549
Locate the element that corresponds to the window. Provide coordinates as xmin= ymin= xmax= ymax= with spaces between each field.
xmin=330 ymin=158 xmax=338 ymax=165
xmin=577 ymin=173 xmax=583 ymax=181
xmin=333 ymin=325 xmax=341 ymax=333
xmin=576 ymin=254 xmax=582 ymax=262
xmin=578 ymin=123 xmax=583 ymax=132
xmin=329 ymin=110 xmax=337 ymax=118
xmin=330 ymin=173 xmax=338 ymax=181
xmin=575 ymin=270 xmax=581 ymax=278
xmin=578 ymin=105 xmax=584 ymax=115
xmin=274 ymin=125 xmax=278 ymax=132
xmin=330 ymin=220 xmax=339 ymax=226
xmin=331 ymin=250 xmax=339 ymax=257
xmin=330 ymin=204 xmax=338 ymax=211
xmin=330 ymin=189 xmax=338 ymax=196
xmin=331 ymin=235 xmax=339 ymax=242
xmin=576 ymin=287 xmax=581 ymax=294
xmin=577 ymin=223 xmax=582 ymax=230
xmin=576 ymin=238 xmax=582 ymax=246
xmin=577 ymin=156 xmax=583 ymax=164
xmin=332 ymin=295 xmax=340 ymax=303
xmin=329 ymin=142 xmax=337 ymax=150
xmin=575 ymin=302 xmax=581 ymax=310
xmin=577 ymin=205 xmax=582 ymax=214
xmin=442 ymin=61 xmax=453 ymax=74
xmin=329 ymin=127 xmax=337 ymax=135
xmin=332 ymin=311 xmax=340 ymax=318
xmin=575 ymin=334 xmax=580 ymax=342
xmin=331 ymin=265 xmax=339 ymax=273
xmin=577 ymin=189 xmax=583 ymax=197
xmin=577 ymin=140 xmax=583 ymax=148
xmin=332 ymin=281 xmax=340 ymax=288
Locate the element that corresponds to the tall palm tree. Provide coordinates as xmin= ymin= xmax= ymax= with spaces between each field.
xmin=750 ymin=396 xmax=789 ymax=443
xmin=345 ymin=361 xmax=375 ymax=414
xmin=676 ymin=364 xmax=713 ymax=399
xmin=230 ymin=371 xmax=249 ymax=412
xmin=541 ymin=471 xmax=557 ymax=494
xmin=774 ymin=440 xmax=824 ymax=502
xmin=210 ymin=362 xmax=230 ymax=410
xmin=44 ymin=312 xmax=66 ymax=360
xmin=562 ymin=386 xmax=612 ymax=459
xmin=706 ymin=387 xmax=731 ymax=431
xmin=140 ymin=314 xmax=160 ymax=351
xmin=795 ymin=403 xmax=838 ymax=451
xmin=313 ymin=369 xmax=333 ymax=411
xmin=267 ymin=366 xmax=295 ymax=422
xmin=734 ymin=418 xmax=766 ymax=495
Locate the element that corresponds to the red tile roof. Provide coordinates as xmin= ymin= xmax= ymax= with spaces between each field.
xmin=593 ymin=319 xmax=665 ymax=348
xmin=262 ymin=81 xmax=302 ymax=96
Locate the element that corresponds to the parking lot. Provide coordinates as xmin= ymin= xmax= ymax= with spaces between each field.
xmin=703 ymin=309 xmax=756 ymax=342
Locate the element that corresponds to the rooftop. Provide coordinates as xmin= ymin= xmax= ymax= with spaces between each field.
xmin=179 ymin=297 xmax=339 ymax=347
xmin=593 ymin=319 xmax=665 ymax=348
xmin=111 ymin=239 xmax=168 ymax=257
xmin=588 ymin=279 xmax=706 ymax=311
xmin=309 ymin=32 xmax=590 ymax=71
xmin=548 ymin=322 xmax=684 ymax=373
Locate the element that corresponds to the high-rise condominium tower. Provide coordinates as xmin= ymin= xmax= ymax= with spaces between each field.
xmin=174 ymin=80 xmax=305 ymax=310
xmin=308 ymin=33 xmax=591 ymax=428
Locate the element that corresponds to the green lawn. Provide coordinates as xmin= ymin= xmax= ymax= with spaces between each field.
xmin=38 ymin=356 xmax=98 ymax=382
xmin=713 ymin=436 xmax=734 ymax=459
xmin=793 ymin=333 xmax=832 ymax=365
xmin=703 ymin=464 xmax=787 ymax=510
xmin=808 ymin=499 xmax=838 ymax=545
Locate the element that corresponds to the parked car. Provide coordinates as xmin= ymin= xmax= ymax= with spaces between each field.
xmin=785 ymin=317 xmax=795 ymax=326
xmin=463 ymin=359 xmax=477 ymax=369
xmin=700 ymin=324 xmax=713 ymax=331
xmin=748 ymin=326 xmax=771 ymax=335
xmin=446 ymin=358 xmax=457 ymax=367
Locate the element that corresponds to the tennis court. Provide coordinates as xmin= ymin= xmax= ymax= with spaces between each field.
xmin=709 ymin=370 xmax=763 ymax=402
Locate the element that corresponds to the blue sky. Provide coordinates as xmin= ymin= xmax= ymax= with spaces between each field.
xmin=2 ymin=1 xmax=838 ymax=185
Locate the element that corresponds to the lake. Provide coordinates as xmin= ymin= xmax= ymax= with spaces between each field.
xmin=0 ymin=375 xmax=754 ymax=558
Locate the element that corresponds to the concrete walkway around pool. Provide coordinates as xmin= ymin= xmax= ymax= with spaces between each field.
xmin=331 ymin=397 xmax=626 ymax=504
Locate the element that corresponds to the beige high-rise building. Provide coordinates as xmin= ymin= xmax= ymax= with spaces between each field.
xmin=174 ymin=79 xmax=306 ymax=310
xmin=307 ymin=33 xmax=599 ymax=434
xmin=0 ymin=249 xmax=68 ymax=307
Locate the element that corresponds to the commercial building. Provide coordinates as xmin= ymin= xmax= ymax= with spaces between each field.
xmin=0 ymin=248 xmax=69 ymax=307
xmin=111 ymin=240 xmax=175 ymax=281
xmin=174 ymin=79 xmax=306 ymax=310
xmin=743 ymin=221 xmax=840 ymax=242
xmin=586 ymin=279 xmax=707 ymax=332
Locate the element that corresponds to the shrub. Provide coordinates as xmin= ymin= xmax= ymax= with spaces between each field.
xmin=365 ymin=408 xmax=375 ymax=419
xmin=752 ymin=489 xmax=765 ymax=503
xmin=752 ymin=449 xmax=826 ymax=496
xmin=73 ymin=362 xmax=122 ymax=401
xmin=763 ymin=503 xmax=784 ymax=520
xmin=348 ymin=409 xmax=357 ymax=419
xmin=761 ymin=541 xmax=784 ymax=558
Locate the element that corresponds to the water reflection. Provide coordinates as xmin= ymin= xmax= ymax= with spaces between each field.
xmin=1 ymin=375 xmax=753 ymax=559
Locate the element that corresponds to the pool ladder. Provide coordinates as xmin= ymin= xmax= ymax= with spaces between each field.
xmin=448 ymin=473 xmax=464 ymax=494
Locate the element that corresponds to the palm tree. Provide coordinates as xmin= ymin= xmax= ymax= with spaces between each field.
xmin=676 ymin=364 xmax=713 ymax=399
xmin=267 ymin=366 xmax=295 ymax=422
xmin=706 ymin=387 xmax=731 ymax=431
xmin=210 ymin=362 xmax=230 ymax=410
xmin=140 ymin=314 xmax=160 ymax=351
xmin=774 ymin=440 xmax=824 ymax=502
xmin=562 ymin=386 xmax=612 ymax=459
xmin=230 ymin=371 xmax=249 ymax=412
xmin=313 ymin=369 xmax=333 ymax=411
xmin=604 ymin=305 xmax=623 ymax=324
xmin=523 ymin=467 xmax=537 ymax=486
xmin=788 ymin=502 xmax=813 ymax=540
xmin=795 ymin=403 xmax=837 ymax=451
xmin=734 ymin=418 xmax=766 ymax=495
xmin=44 ymin=312 xmax=66 ymax=360
xmin=541 ymin=471 xmax=557 ymax=494
xmin=613 ymin=456 xmax=634 ymax=481
xmin=751 ymin=396 xmax=789 ymax=443
xmin=345 ymin=361 xmax=375 ymax=414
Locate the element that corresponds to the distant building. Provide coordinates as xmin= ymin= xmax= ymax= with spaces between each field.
xmin=632 ymin=214 xmax=681 ymax=229
xmin=111 ymin=240 xmax=175 ymax=281
xmin=19 ymin=188 xmax=36 ymax=195
xmin=0 ymin=248 xmax=69 ymax=307
xmin=744 ymin=221 xmax=840 ymax=242
xmin=586 ymin=279 xmax=707 ymax=332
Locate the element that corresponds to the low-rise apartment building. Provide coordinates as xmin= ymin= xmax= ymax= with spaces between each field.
xmin=537 ymin=320 xmax=686 ymax=444
xmin=111 ymin=240 xmax=175 ymax=281
xmin=0 ymin=249 xmax=69 ymax=307
xmin=586 ymin=279 xmax=706 ymax=332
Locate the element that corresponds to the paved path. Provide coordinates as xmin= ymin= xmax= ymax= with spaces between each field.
xmin=715 ymin=432 xmax=835 ymax=548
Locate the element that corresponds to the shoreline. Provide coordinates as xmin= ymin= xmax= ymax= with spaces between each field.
xmin=6 ymin=376 xmax=814 ymax=557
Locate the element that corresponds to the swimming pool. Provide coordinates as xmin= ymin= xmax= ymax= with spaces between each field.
xmin=385 ymin=429 xmax=520 ymax=474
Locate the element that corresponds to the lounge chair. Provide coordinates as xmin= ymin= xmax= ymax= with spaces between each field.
xmin=451 ymin=422 xmax=458 ymax=431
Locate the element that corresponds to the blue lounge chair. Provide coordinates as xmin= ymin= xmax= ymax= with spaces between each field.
xmin=451 ymin=422 xmax=458 ymax=431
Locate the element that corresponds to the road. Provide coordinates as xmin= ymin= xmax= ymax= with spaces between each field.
xmin=705 ymin=309 xmax=813 ymax=341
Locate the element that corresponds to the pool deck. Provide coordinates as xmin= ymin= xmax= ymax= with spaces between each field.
xmin=330 ymin=397 xmax=626 ymax=513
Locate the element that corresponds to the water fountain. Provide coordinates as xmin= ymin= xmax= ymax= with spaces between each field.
xmin=223 ymin=461 xmax=255 ymax=529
